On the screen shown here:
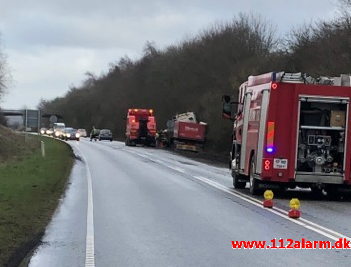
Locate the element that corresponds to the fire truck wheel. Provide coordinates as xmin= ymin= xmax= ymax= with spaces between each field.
xmin=232 ymin=170 xmax=246 ymax=189
xmin=310 ymin=186 xmax=324 ymax=198
xmin=325 ymin=185 xmax=340 ymax=200
xmin=249 ymin=160 xmax=261 ymax=195
xmin=125 ymin=138 xmax=130 ymax=146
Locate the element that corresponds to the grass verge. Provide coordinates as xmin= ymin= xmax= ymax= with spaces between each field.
xmin=0 ymin=132 xmax=74 ymax=266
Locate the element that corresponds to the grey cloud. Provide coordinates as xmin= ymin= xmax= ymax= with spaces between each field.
xmin=0 ymin=0 xmax=339 ymax=108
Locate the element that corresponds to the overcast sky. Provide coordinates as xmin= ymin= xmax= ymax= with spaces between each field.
xmin=0 ymin=0 xmax=339 ymax=109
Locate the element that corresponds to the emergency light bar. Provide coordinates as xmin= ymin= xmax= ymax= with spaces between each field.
xmin=266 ymin=121 xmax=275 ymax=153
xmin=248 ymin=71 xmax=306 ymax=87
xmin=248 ymin=72 xmax=278 ymax=87
xmin=128 ymin=109 xmax=154 ymax=116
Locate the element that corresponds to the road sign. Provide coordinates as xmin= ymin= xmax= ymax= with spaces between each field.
xmin=49 ymin=115 xmax=58 ymax=123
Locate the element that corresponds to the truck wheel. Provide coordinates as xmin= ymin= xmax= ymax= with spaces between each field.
xmin=310 ymin=186 xmax=324 ymax=198
xmin=249 ymin=160 xmax=261 ymax=195
xmin=232 ymin=170 xmax=246 ymax=189
xmin=325 ymin=185 xmax=340 ymax=200
xmin=125 ymin=138 xmax=130 ymax=146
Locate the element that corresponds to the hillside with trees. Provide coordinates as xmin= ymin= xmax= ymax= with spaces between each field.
xmin=39 ymin=4 xmax=351 ymax=156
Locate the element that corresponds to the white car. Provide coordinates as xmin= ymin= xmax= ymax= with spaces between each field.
xmin=40 ymin=128 xmax=47 ymax=135
xmin=53 ymin=122 xmax=65 ymax=138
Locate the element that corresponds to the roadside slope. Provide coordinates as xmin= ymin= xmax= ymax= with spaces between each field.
xmin=0 ymin=127 xmax=74 ymax=266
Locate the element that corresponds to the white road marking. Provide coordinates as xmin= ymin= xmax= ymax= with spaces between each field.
xmin=116 ymin=144 xmax=351 ymax=242
xmin=74 ymin=145 xmax=95 ymax=267
xmin=84 ymin=160 xmax=95 ymax=267
xmin=192 ymin=175 xmax=351 ymax=242
xmin=227 ymin=187 xmax=351 ymax=241
xmin=169 ymin=166 xmax=186 ymax=173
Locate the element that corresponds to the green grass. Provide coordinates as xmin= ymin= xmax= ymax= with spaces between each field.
xmin=0 ymin=135 xmax=74 ymax=266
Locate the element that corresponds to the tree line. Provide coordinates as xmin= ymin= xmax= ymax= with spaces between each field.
xmin=39 ymin=3 xmax=351 ymax=155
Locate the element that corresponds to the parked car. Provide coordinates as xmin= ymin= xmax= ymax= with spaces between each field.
xmin=40 ymin=128 xmax=47 ymax=135
xmin=78 ymin=128 xmax=87 ymax=137
xmin=99 ymin=129 xmax=113 ymax=141
xmin=53 ymin=122 xmax=66 ymax=138
xmin=46 ymin=128 xmax=54 ymax=136
xmin=59 ymin=128 xmax=69 ymax=140
xmin=62 ymin=127 xmax=80 ymax=141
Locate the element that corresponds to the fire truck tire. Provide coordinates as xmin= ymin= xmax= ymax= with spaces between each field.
xmin=325 ymin=185 xmax=340 ymax=200
xmin=249 ymin=160 xmax=261 ymax=195
xmin=125 ymin=138 xmax=130 ymax=146
xmin=310 ymin=186 xmax=324 ymax=198
xmin=232 ymin=170 xmax=246 ymax=189
xmin=149 ymin=142 xmax=156 ymax=147
xmin=170 ymin=142 xmax=176 ymax=150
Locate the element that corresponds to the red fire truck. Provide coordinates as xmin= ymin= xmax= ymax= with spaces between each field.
xmin=223 ymin=72 xmax=351 ymax=195
xmin=125 ymin=108 xmax=157 ymax=146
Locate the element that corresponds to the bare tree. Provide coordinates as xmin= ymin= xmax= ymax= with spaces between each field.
xmin=0 ymin=38 xmax=7 ymax=125
xmin=0 ymin=36 xmax=9 ymax=100
xmin=339 ymin=0 xmax=351 ymax=6
xmin=0 ymin=51 xmax=6 ymax=97
xmin=337 ymin=0 xmax=351 ymax=20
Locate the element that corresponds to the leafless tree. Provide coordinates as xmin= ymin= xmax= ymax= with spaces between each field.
xmin=339 ymin=0 xmax=351 ymax=7
xmin=0 ymin=35 xmax=10 ymax=101
xmin=337 ymin=0 xmax=351 ymax=24
xmin=0 ymin=50 xmax=6 ymax=98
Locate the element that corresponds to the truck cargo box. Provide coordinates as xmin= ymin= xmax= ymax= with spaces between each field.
xmin=173 ymin=121 xmax=206 ymax=141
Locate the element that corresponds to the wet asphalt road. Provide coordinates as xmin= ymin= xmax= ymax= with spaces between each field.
xmin=29 ymin=139 xmax=351 ymax=267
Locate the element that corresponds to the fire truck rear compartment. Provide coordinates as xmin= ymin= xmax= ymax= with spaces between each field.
xmin=296 ymin=98 xmax=347 ymax=184
xmin=138 ymin=119 xmax=148 ymax=138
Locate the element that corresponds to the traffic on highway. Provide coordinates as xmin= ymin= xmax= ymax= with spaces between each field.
xmin=28 ymin=72 xmax=351 ymax=266
xmin=29 ymin=138 xmax=351 ymax=266
xmin=1 ymin=1 xmax=351 ymax=266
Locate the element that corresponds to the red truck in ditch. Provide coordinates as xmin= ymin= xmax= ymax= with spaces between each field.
xmin=223 ymin=72 xmax=351 ymax=196
xmin=164 ymin=112 xmax=206 ymax=152
xmin=125 ymin=109 xmax=157 ymax=146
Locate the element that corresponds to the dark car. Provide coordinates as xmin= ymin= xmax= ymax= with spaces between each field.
xmin=99 ymin=129 xmax=113 ymax=141
xmin=62 ymin=127 xmax=80 ymax=141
